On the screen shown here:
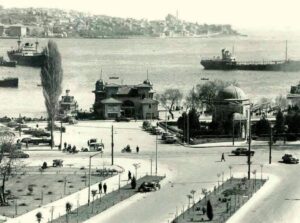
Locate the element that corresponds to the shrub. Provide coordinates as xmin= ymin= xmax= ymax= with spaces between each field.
xmin=206 ymin=200 xmax=213 ymax=221
xmin=42 ymin=162 xmax=48 ymax=169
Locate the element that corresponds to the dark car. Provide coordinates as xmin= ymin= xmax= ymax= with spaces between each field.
xmin=138 ymin=181 xmax=160 ymax=192
xmin=115 ymin=116 xmax=130 ymax=122
xmin=9 ymin=151 xmax=29 ymax=159
xmin=231 ymin=148 xmax=254 ymax=156
xmin=282 ymin=154 xmax=299 ymax=164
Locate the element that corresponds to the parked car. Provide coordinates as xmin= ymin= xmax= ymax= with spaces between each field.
xmin=151 ymin=127 xmax=162 ymax=135
xmin=282 ymin=154 xmax=299 ymax=164
xmin=161 ymin=132 xmax=173 ymax=140
xmin=142 ymin=121 xmax=151 ymax=130
xmin=115 ymin=116 xmax=130 ymax=122
xmin=52 ymin=159 xmax=64 ymax=167
xmin=165 ymin=135 xmax=177 ymax=144
xmin=9 ymin=151 xmax=29 ymax=159
xmin=231 ymin=148 xmax=255 ymax=156
xmin=121 ymin=145 xmax=131 ymax=153
xmin=138 ymin=181 xmax=161 ymax=192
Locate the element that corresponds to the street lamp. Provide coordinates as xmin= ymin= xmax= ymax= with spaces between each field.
xmin=88 ymin=151 xmax=103 ymax=206
xmin=155 ymin=122 xmax=158 ymax=174
xmin=260 ymin=164 xmax=264 ymax=181
xmin=229 ymin=165 xmax=233 ymax=179
xmin=269 ymin=123 xmax=275 ymax=164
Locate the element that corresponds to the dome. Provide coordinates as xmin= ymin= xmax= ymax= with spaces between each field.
xmin=143 ymin=79 xmax=152 ymax=86
xmin=217 ymin=85 xmax=247 ymax=101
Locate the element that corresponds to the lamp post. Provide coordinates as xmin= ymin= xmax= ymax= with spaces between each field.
xmin=247 ymin=103 xmax=253 ymax=180
xmin=155 ymin=122 xmax=158 ymax=174
xmin=269 ymin=123 xmax=274 ymax=164
xmin=88 ymin=152 xmax=103 ymax=206
xmin=111 ymin=125 xmax=114 ymax=165
xmin=232 ymin=117 xmax=235 ymax=146
xmin=260 ymin=164 xmax=264 ymax=181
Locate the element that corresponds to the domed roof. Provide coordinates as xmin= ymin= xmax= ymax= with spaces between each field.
xmin=217 ymin=85 xmax=247 ymax=101
xmin=143 ymin=79 xmax=152 ymax=86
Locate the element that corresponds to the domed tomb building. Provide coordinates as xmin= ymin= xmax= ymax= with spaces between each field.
xmin=212 ymin=85 xmax=249 ymax=138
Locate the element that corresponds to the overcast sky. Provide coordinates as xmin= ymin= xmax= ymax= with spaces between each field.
xmin=0 ymin=0 xmax=299 ymax=30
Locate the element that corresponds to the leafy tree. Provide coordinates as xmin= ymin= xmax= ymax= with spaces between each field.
xmin=275 ymin=110 xmax=285 ymax=134
xmin=274 ymin=95 xmax=288 ymax=110
xmin=156 ymin=88 xmax=183 ymax=119
xmin=177 ymin=108 xmax=200 ymax=140
xmin=36 ymin=212 xmax=42 ymax=223
xmin=255 ymin=117 xmax=270 ymax=136
xmin=131 ymin=176 xmax=136 ymax=189
xmin=40 ymin=40 xmax=63 ymax=149
xmin=186 ymin=80 xmax=239 ymax=113
xmin=206 ymin=199 xmax=213 ymax=221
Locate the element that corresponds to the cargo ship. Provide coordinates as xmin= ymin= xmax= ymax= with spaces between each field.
xmin=200 ymin=42 xmax=300 ymax=71
xmin=7 ymin=39 xmax=45 ymax=67
xmin=0 ymin=78 xmax=18 ymax=88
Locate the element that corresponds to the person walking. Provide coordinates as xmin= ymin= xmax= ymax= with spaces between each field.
xmin=103 ymin=183 xmax=107 ymax=194
xmin=98 ymin=182 xmax=102 ymax=194
xmin=128 ymin=171 xmax=132 ymax=180
xmin=221 ymin=153 xmax=226 ymax=162
xmin=136 ymin=146 xmax=139 ymax=154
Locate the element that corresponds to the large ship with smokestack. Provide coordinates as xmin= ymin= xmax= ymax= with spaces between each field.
xmin=200 ymin=41 xmax=300 ymax=71
xmin=7 ymin=38 xmax=45 ymax=67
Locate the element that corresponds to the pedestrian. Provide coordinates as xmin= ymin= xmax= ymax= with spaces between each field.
xmin=221 ymin=153 xmax=226 ymax=162
xmin=202 ymin=206 xmax=206 ymax=215
xmin=103 ymin=183 xmax=107 ymax=194
xmin=128 ymin=171 xmax=132 ymax=180
xmin=36 ymin=124 xmax=39 ymax=128
xmin=98 ymin=182 xmax=102 ymax=194
xmin=136 ymin=145 xmax=139 ymax=153
xmin=64 ymin=142 xmax=67 ymax=150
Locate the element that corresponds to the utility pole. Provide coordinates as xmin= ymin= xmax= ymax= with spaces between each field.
xmin=187 ymin=111 xmax=189 ymax=144
xmin=111 ymin=125 xmax=114 ymax=165
xmin=150 ymin=158 xmax=153 ymax=175
xmin=269 ymin=126 xmax=273 ymax=164
xmin=155 ymin=123 xmax=158 ymax=175
xmin=232 ymin=119 xmax=235 ymax=146
xmin=247 ymin=104 xmax=252 ymax=180
xmin=60 ymin=120 xmax=63 ymax=150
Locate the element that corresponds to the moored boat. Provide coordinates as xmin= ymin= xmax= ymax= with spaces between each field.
xmin=0 ymin=78 xmax=18 ymax=88
xmin=0 ymin=56 xmax=17 ymax=67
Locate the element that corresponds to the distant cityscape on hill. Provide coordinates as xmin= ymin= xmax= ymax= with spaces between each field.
xmin=0 ymin=6 xmax=242 ymax=38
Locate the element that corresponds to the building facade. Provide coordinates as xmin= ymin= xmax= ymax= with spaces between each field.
xmin=93 ymin=79 xmax=158 ymax=119
xmin=287 ymin=82 xmax=300 ymax=107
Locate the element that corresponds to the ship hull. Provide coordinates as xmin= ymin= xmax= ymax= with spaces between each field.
xmin=0 ymin=78 xmax=18 ymax=88
xmin=7 ymin=52 xmax=45 ymax=67
xmin=201 ymin=60 xmax=300 ymax=71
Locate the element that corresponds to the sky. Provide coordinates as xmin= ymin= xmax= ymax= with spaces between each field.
xmin=0 ymin=0 xmax=300 ymax=31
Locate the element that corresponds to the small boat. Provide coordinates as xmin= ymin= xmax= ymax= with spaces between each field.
xmin=109 ymin=76 xmax=119 ymax=79
xmin=0 ymin=56 xmax=17 ymax=67
xmin=0 ymin=78 xmax=18 ymax=88
xmin=201 ymin=77 xmax=209 ymax=81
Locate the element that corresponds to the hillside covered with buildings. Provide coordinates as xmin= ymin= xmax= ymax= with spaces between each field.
xmin=0 ymin=6 xmax=241 ymax=38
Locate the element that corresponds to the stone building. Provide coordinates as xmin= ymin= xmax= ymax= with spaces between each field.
xmin=6 ymin=25 xmax=27 ymax=37
xmin=212 ymin=85 xmax=249 ymax=138
xmin=93 ymin=78 xmax=158 ymax=119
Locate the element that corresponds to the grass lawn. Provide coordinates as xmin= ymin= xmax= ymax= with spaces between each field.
xmin=173 ymin=177 xmax=267 ymax=223
xmin=0 ymin=166 xmax=115 ymax=218
xmin=52 ymin=175 xmax=165 ymax=223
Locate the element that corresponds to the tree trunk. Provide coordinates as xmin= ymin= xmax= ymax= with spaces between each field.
xmin=1 ymin=173 xmax=6 ymax=205
xmin=50 ymin=118 xmax=54 ymax=149
xmin=168 ymin=108 xmax=174 ymax=120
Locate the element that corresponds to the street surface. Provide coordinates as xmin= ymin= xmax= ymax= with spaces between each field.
xmin=9 ymin=120 xmax=300 ymax=222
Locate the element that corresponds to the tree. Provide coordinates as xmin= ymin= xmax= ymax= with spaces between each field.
xmin=36 ymin=212 xmax=42 ymax=223
xmin=255 ymin=117 xmax=270 ymax=136
xmin=156 ymin=88 xmax=183 ymax=119
xmin=275 ymin=94 xmax=288 ymax=110
xmin=65 ymin=202 xmax=72 ymax=223
xmin=186 ymin=80 xmax=239 ymax=113
xmin=177 ymin=108 xmax=201 ymax=140
xmin=0 ymin=131 xmax=20 ymax=206
xmin=131 ymin=176 xmax=136 ymax=189
xmin=40 ymin=40 xmax=63 ymax=149
xmin=206 ymin=200 xmax=213 ymax=221
xmin=275 ymin=110 xmax=285 ymax=134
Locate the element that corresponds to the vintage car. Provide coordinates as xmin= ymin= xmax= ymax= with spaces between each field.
xmin=231 ymin=148 xmax=255 ymax=156
xmin=21 ymin=137 xmax=52 ymax=146
xmin=121 ymin=145 xmax=132 ymax=153
xmin=115 ymin=116 xmax=130 ymax=122
xmin=164 ymin=135 xmax=177 ymax=144
xmin=282 ymin=154 xmax=299 ymax=164
xmin=138 ymin=181 xmax=161 ymax=192
xmin=52 ymin=159 xmax=64 ymax=167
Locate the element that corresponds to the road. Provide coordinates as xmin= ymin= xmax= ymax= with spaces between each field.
xmin=14 ymin=120 xmax=300 ymax=223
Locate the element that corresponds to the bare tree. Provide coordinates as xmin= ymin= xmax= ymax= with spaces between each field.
xmin=274 ymin=94 xmax=288 ymax=110
xmin=0 ymin=131 xmax=17 ymax=205
xmin=40 ymin=40 xmax=63 ymax=149
xmin=156 ymin=88 xmax=183 ymax=119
